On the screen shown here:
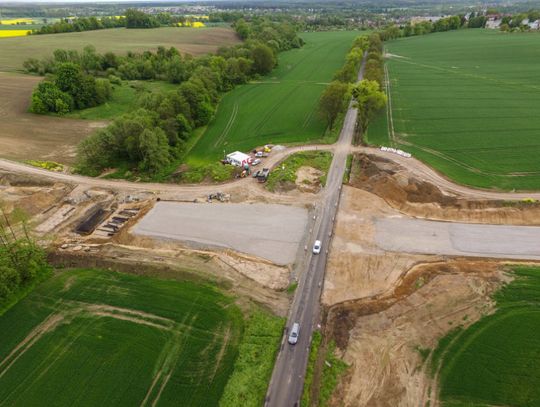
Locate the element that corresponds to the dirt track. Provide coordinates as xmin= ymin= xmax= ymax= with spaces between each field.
xmin=1 ymin=141 xmax=539 ymax=203
xmin=0 ymin=73 xmax=106 ymax=164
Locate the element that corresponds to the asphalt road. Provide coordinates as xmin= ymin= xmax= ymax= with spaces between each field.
xmin=263 ymin=60 xmax=362 ymax=407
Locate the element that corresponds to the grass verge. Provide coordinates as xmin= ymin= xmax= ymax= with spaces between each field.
xmin=219 ymin=310 xmax=284 ymax=407
xmin=302 ymin=330 xmax=322 ymax=406
xmin=301 ymin=332 xmax=349 ymax=407
xmin=343 ymin=154 xmax=353 ymax=184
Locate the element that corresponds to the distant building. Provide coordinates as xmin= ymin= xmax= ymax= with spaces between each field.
xmin=410 ymin=16 xmax=443 ymax=24
xmin=530 ymin=20 xmax=540 ymax=30
xmin=486 ymin=18 xmax=502 ymax=29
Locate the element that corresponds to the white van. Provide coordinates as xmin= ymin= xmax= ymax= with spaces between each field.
xmin=288 ymin=323 xmax=300 ymax=345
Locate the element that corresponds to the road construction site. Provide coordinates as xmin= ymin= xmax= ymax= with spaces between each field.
xmin=320 ymin=152 xmax=540 ymax=407
xmin=133 ymin=202 xmax=308 ymax=265
xmin=3 ymin=112 xmax=540 ymax=407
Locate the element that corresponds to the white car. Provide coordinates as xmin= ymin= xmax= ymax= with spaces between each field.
xmin=288 ymin=323 xmax=300 ymax=345
xmin=252 ymin=158 xmax=261 ymax=166
xmin=312 ymin=240 xmax=322 ymax=254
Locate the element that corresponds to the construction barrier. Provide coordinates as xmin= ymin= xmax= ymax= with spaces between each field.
xmin=380 ymin=146 xmax=412 ymax=158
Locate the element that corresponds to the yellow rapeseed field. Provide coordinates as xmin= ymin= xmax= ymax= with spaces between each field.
xmin=177 ymin=21 xmax=206 ymax=28
xmin=0 ymin=30 xmax=31 ymax=38
xmin=0 ymin=18 xmax=35 ymax=25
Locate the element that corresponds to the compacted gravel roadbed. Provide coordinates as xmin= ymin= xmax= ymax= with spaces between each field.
xmin=133 ymin=201 xmax=308 ymax=265
xmin=375 ymin=217 xmax=540 ymax=260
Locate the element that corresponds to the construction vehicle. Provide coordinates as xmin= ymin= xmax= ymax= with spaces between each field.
xmin=207 ymin=192 xmax=230 ymax=202
xmin=255 ymin=168 xmax=270 ymax=183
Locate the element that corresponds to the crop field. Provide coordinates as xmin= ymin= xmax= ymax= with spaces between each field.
xmin=0 ymin=26 xmax=240 ymax=72
xmin=0 ymin=30 xmax=31 ymax=38
xmin=186 ymin=31 xmax=360 ymax=164
xmin=433 ymin=266 xmax=540 ymax=407
xmin=0 ymin=72 xmax=105 ymax=164
xmin=368 ymin=29 xmax=540 ymax=190
xmin=0 ymin=268 xmax=244 ymax=406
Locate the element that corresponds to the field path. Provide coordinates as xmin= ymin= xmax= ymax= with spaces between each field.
xmin=2 ymin=140 xmax=540 ymax=200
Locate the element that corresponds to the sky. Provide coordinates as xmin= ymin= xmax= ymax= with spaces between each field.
xmin=5 ymin=0 xmax=211 ymax=3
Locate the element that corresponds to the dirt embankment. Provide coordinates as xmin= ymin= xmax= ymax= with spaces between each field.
xmin=325 ymin=260 xmax=511 ymax=407
xmin=50 ymin=243 xmax=290 ymax=316
xmin=0 ymin=171 xmax=73 ymax=220
xmin=323 ymin=185 xmax=438 ymax=306
xmin=351 ymin=153 xmax=540 ymax=225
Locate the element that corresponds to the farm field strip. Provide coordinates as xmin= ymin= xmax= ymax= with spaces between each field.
xmin=187 ymin=31 xmax=360 ymax=163
xmin=0 ymin=269 xmax=243 ymax=406
xmin=0 ymin=26 xmax=240 ymax=72
xmin=433 ymin=266 xmax=540 ymax=407
xmin=371 ymin=29 xmax=540 ymax=190
xmin=0 ymin=30 xmax=30 ymax=38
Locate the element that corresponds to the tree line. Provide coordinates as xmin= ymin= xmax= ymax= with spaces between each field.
xmin=64 ymin=19 xmax=303 ymax=177
xmin=0 ymin=211 xmax=50 ymax=312
xmin=30 ymin=9 xmax=207 ymax=35
xmin=499 ymin=10 xmax=540 ymax=32
xmin=318 ymin=36 xmax=366 ymax=130
xmin=318 ymin=33 xmax=386 ymax=137
xmin=31 ymin=15 xmax=125 ymax=35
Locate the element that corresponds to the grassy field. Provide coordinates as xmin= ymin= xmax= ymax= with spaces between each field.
xmin=0 ymin=268 xmax=246 ymax=406
xmin=66 ymin=80 xmax=179 ymax=120
xmin=433 ymin=266 xmax=540 ymax=407
xmin=369 ymin=29 xmax=540 ymax=190
xmin=266 ymin=151 xmax=333 ymax=192
xmin=220 ymin=311 xmax=284 ymax=407
xmin=0 ymin=26 xmax=240 ymax=72
xmin=186 ymin=31 xmax=360 ymax=165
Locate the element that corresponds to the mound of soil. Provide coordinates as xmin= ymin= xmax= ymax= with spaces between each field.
xmin=350 ymin=153 xmax=540 ymax=225
xmin=295 ymin=166 xmax=323 ymax=193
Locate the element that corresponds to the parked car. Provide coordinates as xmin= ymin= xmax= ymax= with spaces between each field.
xmin=288 ymin=323 xmax=300 ymax=345
xmin=255 ymin=151 xmax=264 ymax=158
xmin=312 ymin=240 xmax=322 ymax=254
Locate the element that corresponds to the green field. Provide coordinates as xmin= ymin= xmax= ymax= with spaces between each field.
xmin=0 ymin=26 xmax=240 ymax=72
xmin=433 ymin=266 xmax=540 ymax=407
xmin=186 ymin=31 xmax=360 ymax=164
xmin=368 ymin=29 xmax=540 ymax=190
xmin=0 ymin=268 xmax=244 ymax=406
xmin=66 ymin=80 xmax=179 ymax=120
